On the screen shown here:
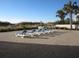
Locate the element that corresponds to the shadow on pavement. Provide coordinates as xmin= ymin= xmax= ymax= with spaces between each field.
xmin=0 ymin=41 xmax=79 ymax=58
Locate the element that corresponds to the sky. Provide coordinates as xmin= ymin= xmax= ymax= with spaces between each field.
xmin=0 ymin=0 xmax=79 ymax=23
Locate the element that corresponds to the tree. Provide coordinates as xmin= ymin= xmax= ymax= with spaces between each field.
xmin=64 ymin=18 xmax=70 ymax=24
xmin=63 ymin=1 xmax=79 ymax=29
xmin=76 ymin=15 xmax=79 ymax=24
xmin=56 ymin=10 xmax=66 ymax=24
xmin=76 ymin=15 xmax=79 ymax=21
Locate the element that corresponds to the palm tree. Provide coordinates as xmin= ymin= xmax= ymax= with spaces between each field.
xmin=63 ymin=1 xmax=79 ymax=29
xmin=56 ymin=10 xmax=66 ymax=24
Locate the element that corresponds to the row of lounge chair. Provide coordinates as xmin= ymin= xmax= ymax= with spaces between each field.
xmin=16 ymin=29 xmax=54 ymax=38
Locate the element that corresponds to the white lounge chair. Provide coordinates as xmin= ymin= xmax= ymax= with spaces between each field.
xmin=16 ymin=30 xmax=35 ymax=38
xmin=16 ymin=29 xmax=55 ymax=38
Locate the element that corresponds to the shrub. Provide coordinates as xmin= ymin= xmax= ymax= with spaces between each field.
xmin=55 ymin=27 xmax=68 ymax=30
xmin=0 ymin=26 xmax=38 ymax=32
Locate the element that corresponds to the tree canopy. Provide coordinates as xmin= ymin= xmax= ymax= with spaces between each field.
xmin=56 ymin=1 xmax=79 ymax=29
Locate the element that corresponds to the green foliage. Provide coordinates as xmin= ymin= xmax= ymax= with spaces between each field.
xmin=0 ymin=21 xmax=13 ymax=26
xmin=54 ymin=18 xmax=79 ymax=24
xmin=0 ymin=21 xmax=40 ymax=32
xmin=56 ymin=1 xmax=79 ymax=30
xmin=17 ymin=22 xmax=41 ymax=25
xmin=55 ymin=27 xmax=69 ymax=30
xmin=64 ymin=18 xmax=70 ymax=24
xmin=56 ymin=9 xmax=66 ymax=24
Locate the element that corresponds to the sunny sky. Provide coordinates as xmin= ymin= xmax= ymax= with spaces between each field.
xmin=0 ymin=0 xmax=78 ymax=23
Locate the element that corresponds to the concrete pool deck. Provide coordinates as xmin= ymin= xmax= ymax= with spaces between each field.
xmin=0 ymin=30 xmax=79 ymax=46
xmin=0 ymin=30 xmax=79 ymax=57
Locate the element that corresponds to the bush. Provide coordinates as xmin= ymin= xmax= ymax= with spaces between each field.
xmin=0 ymin=26 xmax=38 ymax=32
xmin=55 ymin=27 xmax=68 ymax=30
xmin=0 ymin=29 xmax=8 ymax=32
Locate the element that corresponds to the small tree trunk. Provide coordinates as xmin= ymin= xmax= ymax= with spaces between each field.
xmin=61 ymin=17 xmax=64 ymax=24
xmin=62 ymin=18 xmax=64 ymax=24
xmin=70 ymin=12 xmax=72 ymax=30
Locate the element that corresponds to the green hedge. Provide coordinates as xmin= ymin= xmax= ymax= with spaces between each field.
xmin=0 ymin=27 xmax=38 ymax=32
xmin=55 ymin=27 xmax=69 ymax=30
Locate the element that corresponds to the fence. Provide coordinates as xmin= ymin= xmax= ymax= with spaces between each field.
xmin=55 ymin=24 xmax=79 ymax=29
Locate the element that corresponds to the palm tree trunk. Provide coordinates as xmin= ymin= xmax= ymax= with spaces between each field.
xmin=62 ymin=18 xmax=64 ymax=24
xmin=61 ymin=17 xmax=64 ymax=24
xmin=70 ymin=12 xmax=72 ymax=30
